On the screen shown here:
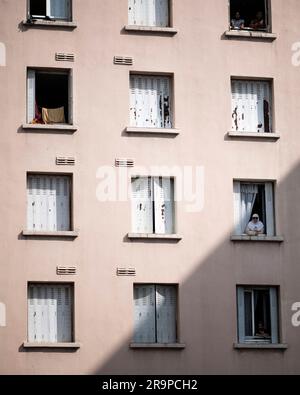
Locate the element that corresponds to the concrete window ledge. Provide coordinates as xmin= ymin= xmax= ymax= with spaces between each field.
xmin=127 ymin=233 xmax=182 ymax=241
xmin=124 ymin=25 xmax=178 ymax=35
xmin=231 ymin=235 xmax=284 ymax=243
xmin=22 ymin=124 xmax=77 ymax=132
xmin=228 ymin=132 xmax=280 ymax=140
xmin=225 ymin=30 xmax=277 ymax=40
xmin=23 ymin=342 xmax=81 ymax=349
xmin=234 ymin=343 xmax=288 ymax=350
xmin=130 ymin=343 xmax=185 ymax=349
xmin=22 ymin=20 xmax=77 ymax=29
xmin=125 ymin=127 xmax=180 ymax=136
xmin=22 ymin=230 xmax=79 ymax=238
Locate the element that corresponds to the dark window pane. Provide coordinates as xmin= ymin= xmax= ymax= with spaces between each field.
xmin=254 ymin=290 xmax=271 ymax=338
xmin=230 ymin=0 xmax=267 ymax=30
xmin=244 ymin=291 xmax=253 ymax=337
xmin=30 ymin=0 xmax=46 ymax=17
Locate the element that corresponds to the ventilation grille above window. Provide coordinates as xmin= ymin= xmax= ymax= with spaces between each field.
xmin=55 ymin=53 xmax=75 ymax=62
xmin=115 ymin=158 xmax=134 ymax=168
xmin=117 ymin=268 xmax=136 ymax=276
xmin=57 ymin=266 xmax=77 ymax=275
xmin=56 ymin=157 xmax=76 ymax=166
xmin=114 ymin=56 xmax=133 ymax=66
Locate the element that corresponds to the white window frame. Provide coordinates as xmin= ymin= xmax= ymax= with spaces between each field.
xmin=27 ymin=68 xmax=73 ymax=125
xmin=131 ymin=176 xmax=175 ymax=235
xmin=129 ymin=74 xmax=173 ymax=129
xmin=233 ymin=181 xmax=275 ymax=236
xmin=128 ymin=0 xmax=171 ymax=27
xmin=237 ymin=286 xmax=279 ymax=344
xmin=28 ymin=0 xmax=72 ymax=21
xmin=27 ymin=283 xmax=74 ymax=344
xmin=26 ymin=173 xmax=73 ymax=232
xmin=231 ymin=79 xmax=273 ymax=134
xmin=133 ymin=284 xmax=178 ymax=344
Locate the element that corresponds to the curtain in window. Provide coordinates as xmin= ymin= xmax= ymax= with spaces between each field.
xmin=240 ymin=184 xmax=258 ymax=233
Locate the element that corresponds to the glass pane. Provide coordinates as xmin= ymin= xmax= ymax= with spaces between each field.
xmin=244 ymin=291 xmax=253 ymax=337
xmin=30 ymin=0 xmax=46 ymax=16
xmin=254 ymin=290 xmax=271 ymax=338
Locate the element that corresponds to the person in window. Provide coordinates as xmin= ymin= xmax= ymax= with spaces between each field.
xmin=249 ymin=11 xmax=265 ymax=30
xmin=256 ymin=321 xmax=270 ymax=338
xmin=231 ymin=12 xmax=245 ymax=30
xmin=245 ymin=214 xmax=264 ymax=236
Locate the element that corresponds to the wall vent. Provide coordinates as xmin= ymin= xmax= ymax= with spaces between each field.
xmin=114 ymin=56 xmax=133 ymax=66
xmin=57 ymin=266 xmax=77 ymax=275
xmin=117 ymin=268 xmax=136 ymax=276
xmin=115 ymin=158 xmax=134 ymax=168
xmin=56 ymin=156 xmax=76 ymax=166
xmin=55 ymin=53 xmax=75 ymax=62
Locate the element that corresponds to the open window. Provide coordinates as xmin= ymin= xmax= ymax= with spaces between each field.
xmin=29 ymin=0 xmax=72 ymax=21
xmin=231 ymin=79 xmax=273 ymax=134
xmin=130 ymin=74 xmax=172 ymax=129
xmin=233 ymin=181 xmax=275 ymax=236
xmin=27 ymin=69 xmax=73 ymax=125
xmin=229 ymin=0 xmax=271 ymax=32
xmin=237 ymin=286 xmax=279 ymax=344
xmin=128 ymin=0 xmax=170 ymax=27
xmin=133 ymin=284 xmax=178 ymax=344
xmin=131 ymin=177 xmax=175 ymax=235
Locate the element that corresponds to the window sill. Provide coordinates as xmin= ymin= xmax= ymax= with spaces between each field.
xmin=234 ymin=343 xmax=288 ymax=350
xmin=231 ymin=235 xmax=284 ymax=243
xmin=127 ymin=233 xmax=182 ymax=241
xmin=225 ymin=30 xmax=277 ymax=41
xmin=22 ymin=230 xmax=79 ymax=238
xmin=124 ymin=25 xmax=178 ymax=35
xmin=130 ymin=343 xmax=185 ymax=349
xmin=125 ymin=127 xmax=179 ymax=136
xmin=228 ymin=131 xmax=280 ymax=140
xmin=22 ymin=20 xmax=77 ymax=29
xmin=23 ymin=342 xmax=81 ymax=349
xmin=22 ymin=124 xmax=77 ymax=132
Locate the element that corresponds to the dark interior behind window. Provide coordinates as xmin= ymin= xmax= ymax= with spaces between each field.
xmin=30 ymin=0 xmax=46 ymax=17
xmin=230 ymin=0 xmax=269 ymax=31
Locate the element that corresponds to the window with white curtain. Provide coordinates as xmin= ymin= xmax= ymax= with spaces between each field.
xmin=231 ymin=79 xmax=272 ymax=133
xmin=233 ymin=181 xmax=275 ymax=236
xmin=130 ymin=74 xmax=172 ymax=129
xmin=128 ymin=0 xmax=170 ymax=27
xmin=28 ymin=283 xmax=74 ymax=343
xmin=133 ymin=284 xmax=177 ymax=344
xmin=237 ymin=286 xmax=279 ymax=344
xmin=131 ymin=177 xmax=175 ymax=234
xmin=29 ymin=0 xmax=71 ymax=21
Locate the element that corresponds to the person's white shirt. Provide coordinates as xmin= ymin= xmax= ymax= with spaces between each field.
xmin=246 ymin=216 xmax=264 ymax=234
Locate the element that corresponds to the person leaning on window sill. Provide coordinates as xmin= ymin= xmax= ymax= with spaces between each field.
xmin=245 ymin=214 xmax=265 ymax=236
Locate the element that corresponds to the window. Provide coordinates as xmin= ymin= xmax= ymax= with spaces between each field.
xmin=231 ymin=79 xmax=272 ymax=134
xmin=27 ymin=69 xmax=73 ymax=125
xmin=237 ymin=286 xmax=279 ymax=344
xmin=128 ymin=0 xmax=170 ymax=27
xmin=229 ymin=0 xmax=270 ymax=32
xmin=130 ymin=75 xmax=172 ymax=129
xmin=233 ymin=181 xmax=275 ymax=236
xmin=131 ymin=177 xmax=174 ymax=234
xmin=133 ymin=284 xmax=177 ymax=344
xmin=27 ymin=174 xmax=72 ymax=232
xmin=28 ymin=283 xmax=73 ymax=343
xmin=29 ymin=0 xmax=71 ymax=21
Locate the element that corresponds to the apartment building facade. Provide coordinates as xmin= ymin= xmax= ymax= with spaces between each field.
xmin=0 ymin=0 xmax=300 ymax=374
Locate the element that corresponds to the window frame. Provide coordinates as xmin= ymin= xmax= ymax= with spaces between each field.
xmin=237 ymin=286 xmax=279 ymax=344
xmin=228 ymin=0 xmax=272 ymax=33
xmin=233 ymin=180 xmax=276 ymax=237
xmin=26 ymin=67 xmax=73 ymax=126
xmin=26 ymin=172 xmax=74 ymax=233
xmin=28 ymin=0 xmax=72 ymax=21
xmin=133 ymin=283 xmax=179 ymax=345
xmin=27 ymin=282 xmax=75 ymax=344
xmin=131 ymin=176 xmax=176 ymax=235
